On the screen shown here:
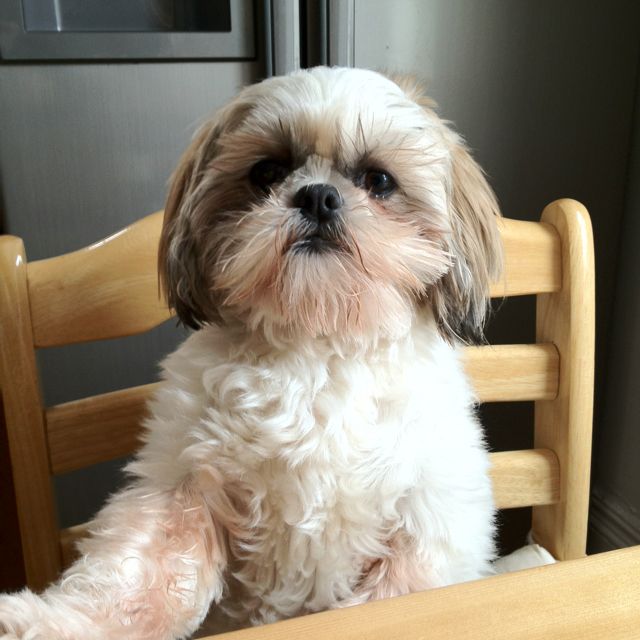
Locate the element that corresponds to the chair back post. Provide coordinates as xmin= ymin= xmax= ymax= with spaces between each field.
xmin=533 ymin=199 xmax=595 ymax=560
xmin=0 ymin=236 xmax=61 ymax=589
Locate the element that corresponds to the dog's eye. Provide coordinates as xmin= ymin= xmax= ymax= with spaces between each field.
xmin=249 ymin=159 xmax=289 ymax=191
xmin=358 ymin=169 xmax=397 ymax=198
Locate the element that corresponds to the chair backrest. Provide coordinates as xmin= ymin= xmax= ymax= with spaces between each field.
xmin=0 ymin=199 xmax=594 ymax=590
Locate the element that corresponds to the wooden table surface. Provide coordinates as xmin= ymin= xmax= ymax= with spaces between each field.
xmin=201 ymin=546 xmax=640 ymax=640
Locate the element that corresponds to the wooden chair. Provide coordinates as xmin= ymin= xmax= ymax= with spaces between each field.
xmin=1 ymin=199 xmax=638 ymax=638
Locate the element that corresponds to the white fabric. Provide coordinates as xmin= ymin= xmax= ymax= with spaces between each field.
xmin=493 ymin=544 xmax=556 ymax=574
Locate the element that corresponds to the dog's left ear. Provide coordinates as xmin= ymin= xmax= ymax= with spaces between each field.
xmin=389 ymin=74 xmax=503 ymax=343
xmin=434 ymin=140 xmax=502 ymax=343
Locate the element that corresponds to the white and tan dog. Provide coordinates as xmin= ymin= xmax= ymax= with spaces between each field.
xmin=0 ymin=66 xmax=502 ymax=639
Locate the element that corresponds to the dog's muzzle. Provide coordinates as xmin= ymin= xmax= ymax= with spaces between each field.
xmin=292 ymin=184 xmax=346 ymax=254
xmin=294 ymin=184 xmax=343 ymax=225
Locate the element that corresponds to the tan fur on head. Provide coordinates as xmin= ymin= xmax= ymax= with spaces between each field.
xmin=159 ymin=67 xmax=502 ymax=345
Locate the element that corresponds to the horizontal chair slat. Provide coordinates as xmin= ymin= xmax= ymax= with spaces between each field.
xmin=59 ymin=448 xmax=560 ymax=566
xmin=462 ymin=343 xmax=558 ymax=402
xmin=27 ymin=215 xmax=560 ymax=348
xmin=46 ymin=344 xmax=559 ymax=475
xmin=491 ymin=449 xmax=560 ymax=509
xmin=28 ymin=211 xmax=171 ymax=348
xmin=46 ymin=382 xmax=159 ymax=475
xmin=490 ymin=218 xmax=561 ymax=298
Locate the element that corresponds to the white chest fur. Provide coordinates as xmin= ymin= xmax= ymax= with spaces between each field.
xmin=137 ymin=318 xmax=495 ymax=621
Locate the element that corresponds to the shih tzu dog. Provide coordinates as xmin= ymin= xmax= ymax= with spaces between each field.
xmin=0 ymin=66 xmax=501 ymax=639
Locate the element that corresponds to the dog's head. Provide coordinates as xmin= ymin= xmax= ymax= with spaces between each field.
xmin=159 ymin=67 xmax=501 ymax=343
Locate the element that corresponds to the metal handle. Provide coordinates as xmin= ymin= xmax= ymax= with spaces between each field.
xmin=270 ymin=0 xmax=301 ymax=75
xmin=327 ymin=0 xmax=354 ymax=67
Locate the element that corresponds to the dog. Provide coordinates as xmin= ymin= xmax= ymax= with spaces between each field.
xmin=0 ymin=66 xmax=501 ymax=639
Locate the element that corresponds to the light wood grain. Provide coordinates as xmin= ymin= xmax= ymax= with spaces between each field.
xmin=208 ymin=546 xmax=640 ymax=640
xmin=532 ymin=200 xmax=595 ymax=560
xmin=462 ymin=343 xmax=558 ymax=402
xmin=28 ymin=211 xmax=172 ymax=348
xmin=0 ymin=236 xmax=61 ymax=589
xmin=46 ymin=382 xmax=160 ymax=475
xmin=59 ymin=448 xmax=560 ymax=568
xmin=45 ymin=344 xmax=559 ymax=476
xmin=25 ymin=214 xmax=561 ymax=350
xmin=490 ymin=449 xmax=560 ymax=508
xmin=490 ymin=217 xmax=561 ymax=297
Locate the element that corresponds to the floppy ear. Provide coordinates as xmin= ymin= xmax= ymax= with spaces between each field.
xmin=158 ymin=99 xmax=251 ymax=329
xmin=388 ymin=73 xmax=502 ymax=343
xmin=158 ymin=122 xmax=219 ymax=329
xmin=431 ymin=140 xmax=502 ymax=343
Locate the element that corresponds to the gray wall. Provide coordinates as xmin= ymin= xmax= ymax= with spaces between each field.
xmin=590 ymin=77 xmax=640 ymax=552
xmin=354 ymin=0 xmax=640 ymax=552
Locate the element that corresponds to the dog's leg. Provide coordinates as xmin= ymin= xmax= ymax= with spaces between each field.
xmin=0 ymin=477 xmax=226 ymax=640
xmin=338 ymin=533 xmax=442 ymax=608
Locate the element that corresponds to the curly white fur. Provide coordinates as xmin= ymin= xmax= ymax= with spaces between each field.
xmin=0 ymin=318 xmax=495 ymax=638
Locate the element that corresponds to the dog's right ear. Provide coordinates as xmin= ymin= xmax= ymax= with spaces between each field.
xmin=158 ymin=99 xmax=251 ymax=329
xmin=158 ymin=121 xmax=222 ymax=329
xmin=388 ymin=73 xmax=502 ymax=344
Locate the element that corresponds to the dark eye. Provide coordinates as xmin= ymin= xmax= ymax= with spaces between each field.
xmin=249 ymin=159 xmax=289 ymax=192
xmin=358 ymin=169 xmax=397 ymax=198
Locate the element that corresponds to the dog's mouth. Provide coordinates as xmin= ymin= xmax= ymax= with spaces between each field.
xmin=289 ymin=224 xmax=350 ymax=255
xmin=293 ymin=233 xmax=337 ymax=254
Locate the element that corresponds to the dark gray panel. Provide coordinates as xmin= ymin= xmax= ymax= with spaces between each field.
xmin=22 ymin=0 xmax=231 ymax=32
xmin=0 ymin=0 xmax=254 ymax=60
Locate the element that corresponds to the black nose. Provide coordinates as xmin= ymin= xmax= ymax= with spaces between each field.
xmin=293 ymin=184 xmax=342 ymax=224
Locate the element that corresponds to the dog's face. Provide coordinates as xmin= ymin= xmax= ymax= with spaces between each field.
xmin=159 ymin=67 xmax=501 ymax=343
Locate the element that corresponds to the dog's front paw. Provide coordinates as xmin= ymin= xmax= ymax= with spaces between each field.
xmin=0 ymin=591 xmax=81 ymax=640
xmin=0 ymin=591 xmax=38 ymax=639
